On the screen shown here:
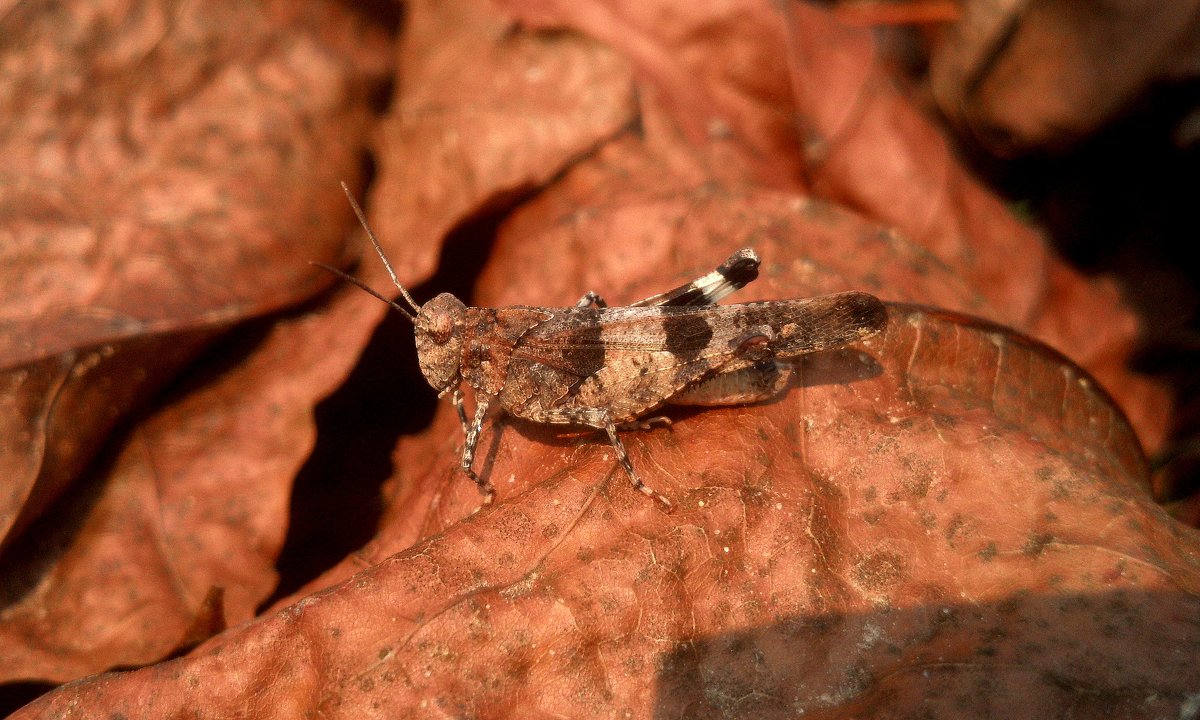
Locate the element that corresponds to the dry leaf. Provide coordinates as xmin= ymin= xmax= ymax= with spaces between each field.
xmin=927 ymin=0 xmax=1200 ymax=151
xmin=0 ymin=0 xmax=392 ymax=684
xmin=15 ymin=298 xmax=1199 ymax=717
xmin=366 ymin=0 xmax=638 ymax=286
xmin=5 ymin=0 xmax=1194 ymax=716
xmin=501 ymin=0 xmax=1171 ymax=460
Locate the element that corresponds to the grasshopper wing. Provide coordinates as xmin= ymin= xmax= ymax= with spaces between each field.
xmin=498 ymin=291 xmax=884 ymax=422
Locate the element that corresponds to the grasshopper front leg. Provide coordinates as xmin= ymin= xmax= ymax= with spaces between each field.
xmin=459 ymin=393 xmax=495 ymax=505
xmin=447 ymin=387 xmax=470 ymax=435
xmin=456 ymin=397 xmax=670 ymax=508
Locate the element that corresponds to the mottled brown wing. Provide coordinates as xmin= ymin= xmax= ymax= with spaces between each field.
xmin=514 ymin=292 xmax=885 ymax=368
xmin=502 ymin=292 xmax=886 ymax=419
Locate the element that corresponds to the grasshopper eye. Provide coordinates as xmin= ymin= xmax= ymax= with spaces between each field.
xmin=417 ymin=292 xmax=467 ymax=345
xmin=425 ymin=312 xmax=453 ymax=343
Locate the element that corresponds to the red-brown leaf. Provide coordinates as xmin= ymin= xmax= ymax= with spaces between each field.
xmin=16 ymin=300 xmax=1199 ymax=717
xmin=0 ymin=0 xmax=392 ymax=682
xmin=927 ymin=0 xmax=1200 ymax=151
xmin=5 ymin=0 xmax=1194 ymax=716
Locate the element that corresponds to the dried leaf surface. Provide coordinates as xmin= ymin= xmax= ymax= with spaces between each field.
xmin=366 ymin=0 xmax=638 ymax=285
xmin=15 ymin=298 xmax=1199 ymax=717
xmin=0 ymin=0 xmax=393 ymax=683
xmin=927 ymin=0 xmax=1200 ymax=151
xmin=0 ymin=0 xmax=391 ymax=549
xmin=6 ymin=0 xmax=1196 ymax=715
xmin=0 ymin=286 xmax=389 ymax=683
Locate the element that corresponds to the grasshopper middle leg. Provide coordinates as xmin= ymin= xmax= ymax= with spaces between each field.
xmin=529 ymin=406 xmax=672 ymax=509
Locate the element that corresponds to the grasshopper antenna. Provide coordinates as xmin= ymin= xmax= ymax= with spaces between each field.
xmin=338 ymin=182 xmax=421 ymax=315
xmin=310 ymin=183 xmax=424 ymax=323
xmin=345 ymin=182 xmax=424 ymax=312
xmin=310 ymin=260 xmax=418 ymax=322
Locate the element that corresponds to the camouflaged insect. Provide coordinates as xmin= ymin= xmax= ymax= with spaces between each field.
xmin=318 ymin=184 xmax=888 ymax=509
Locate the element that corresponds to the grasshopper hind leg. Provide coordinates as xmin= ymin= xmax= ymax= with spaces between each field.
xmin=575 ymin=247 xmax=759 ymax=311
xmin=669 ymin=359 xmax=794 ymax=407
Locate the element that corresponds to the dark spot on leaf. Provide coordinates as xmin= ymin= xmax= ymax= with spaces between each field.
xmin=1022 ymin=533 xmax=1055 ymax=556
xmin=861 ymin=508 xmax=885 ymax=525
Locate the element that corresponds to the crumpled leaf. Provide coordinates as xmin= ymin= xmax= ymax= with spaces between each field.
xmin=926 ymin=0 xmax=1200 ymax=152
xmin=6 ymin=0 xmax=1194 ymax=716
xmin=366 ymin=0 xmax=638 ymax=285
xmin=15 ymin=295 xmax=1199 ymax=717
xmin=0 ymin=333 xmax=210 ymax=549
xmin=0 ymin=0 xmax=391 ymax=548
xmin=0 ymin=0 xmax=394 ymax=683
xmin=502 ymin=0 xmax=1171 ymax=474
xmin=0 ymin=283 xmax=393 ymax=683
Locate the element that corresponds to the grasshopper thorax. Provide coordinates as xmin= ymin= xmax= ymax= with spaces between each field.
xmin=414 ymin=292 xmax=467 ymax=391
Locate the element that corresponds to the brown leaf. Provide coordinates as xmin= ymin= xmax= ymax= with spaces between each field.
xmin=0 ymin=0 xmax=392 ymax=551
xmin=0 ymin=333 xmax=210 ymax=548
xmin=927 ymin=0 xmax=1200 ymax=151
xmin=169 ymin=586 xmax=227 ymax=657
xmin=0 ymin=0 xmax=392 ymax=683
xmin=776 ymin=2 xmax=1172 ymax=457
xmin=15 ymin=301 xmax=1199 ymax=717
xmin=366 ymin=0 xmax=638 ymax=286
xmin=500 ymin=0 xmax=1170 ymax=458
xmin=6 ymin=0 xmax=1193 ymax=714
xmin=0 ymin=283 xmax=393 ymax=683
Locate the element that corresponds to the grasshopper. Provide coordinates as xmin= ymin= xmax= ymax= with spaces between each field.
xmin=317 ymin=184 xmax=887 ymax=508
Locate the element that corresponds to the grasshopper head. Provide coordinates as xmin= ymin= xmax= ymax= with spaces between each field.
xmin=414 ymin=292 xmax=467 ymax=391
